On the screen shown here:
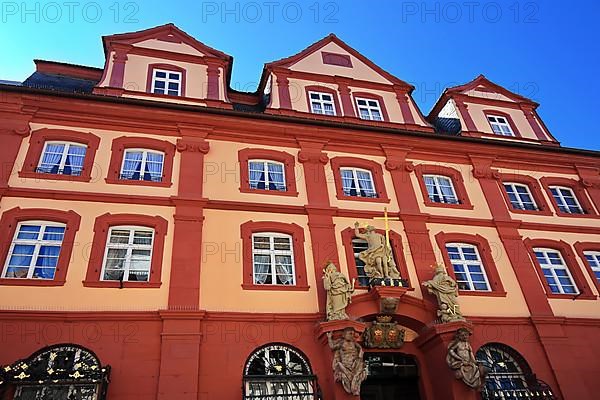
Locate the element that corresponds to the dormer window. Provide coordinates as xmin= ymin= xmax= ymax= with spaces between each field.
xmin=309 ymin=91 xmax=336 ymax=116
xmin=487 ymin=115 xmax=515 ymax=136
xmin=151 ymin=69 xmax=182 ymax=96
xmin=356 ymin=98 xmax=383 ymax=121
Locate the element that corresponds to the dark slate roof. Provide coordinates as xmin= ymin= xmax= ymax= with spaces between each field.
xmin=232 ymin=102 xmax=265 ymax=113
xmin=433 ymin=117 xmax=462 ymax=135
xmin=22 ymin=72 xmax=98 ymax=94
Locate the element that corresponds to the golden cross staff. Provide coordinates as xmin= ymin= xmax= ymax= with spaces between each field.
xmin=372 ymin=207 xmax=399 ymax=262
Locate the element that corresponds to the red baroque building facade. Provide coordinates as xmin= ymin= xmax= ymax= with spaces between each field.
xmin=0 ymin=24 xmax=599 ymax=400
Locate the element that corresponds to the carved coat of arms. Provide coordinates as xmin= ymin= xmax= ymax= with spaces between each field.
xmin=363 ymin=315 xmax=405 ymax=349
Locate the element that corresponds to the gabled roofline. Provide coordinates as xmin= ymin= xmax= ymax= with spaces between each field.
xmin=263 ymin=33 xmax=414 ymax=91
xmin=445 ymin=74 xmax=538 ymax=106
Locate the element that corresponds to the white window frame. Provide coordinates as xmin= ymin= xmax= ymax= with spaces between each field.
xmin=100 ymin=226 xmax=155 ymax=283
xmin=120 ymin=148 xmax=165 ymax=182
xmin=151 ymin=68 xmax=182 ymax=96
xmin=251 ymin=232 xmax=295 ymax=285
xmin=308 ymin=91 xmax=337 ymax=116
xmin=549 ymin=186 xmax=584 ymax=214
xmin=1 ymin=221 xmax=65 ymax=280
xmin=445 ymin=243 xmax=491 ymax=291
xmin=37 ymin=141 xmax=87 ymax=176
xmin=583 ymin=251 xmax=600 ymax=284
xmin=487 ymin=115 xmax=515 ymax=136
xmin=424 ymin=174 xmax=459 ymax=204
xmin=248 ymin=159 xmax=287 ymax=191
xmin=355 ymin=97 xmax=383 ymax=121
xmin=503 ymin=182 xmax=538 ymax=211
xmin=340 ymin=167 xmax=377 ymax=198
xmin=533 ymin=248 xmax=579 ymax=295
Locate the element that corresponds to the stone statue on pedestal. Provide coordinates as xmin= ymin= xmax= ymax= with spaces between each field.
xmin=327 ymin=328 xmax=367 ymax=396
xmin=323 ymin=262 xmax=355 ymax=321
xmin=354 ymin=222 xmax=401 ymax=280
xmin=446 ymin=328 xmax=486 ymax=389
xmin=422 ymin=264 xmax=464 ymax=322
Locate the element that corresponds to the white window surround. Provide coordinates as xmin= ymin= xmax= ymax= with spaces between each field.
xmin=445 ymin=243 xmax=491 ymax=291
xmin=340 ymin=167 xmax=377 ymax=198
xmin=487 ymin=115 xmax=515 ymax=136
xmin=355 ymin=97 xmax=383 ymax=121
xmin=308 ymin=91 xmax=337 ymax=116
xmin=503 ymin=182 xmax=538 ymax=211
xmin=533 ymin=248 xmax=579 ymax=294
xmin=100 ymin=226 xmax=154 ymax=283
xmin=248 ymin=159 xmax=287 ymax=191
xmin=1 ymin=221 xmax=66 ymax=280
xmin=549 ymin=186 xmax=585 ymax=214
xmin=37 ymin=141 xmax=87 ymax=176
xmin=424 ymin=174 xmax=459 ymax=204
xmin=120 ymin=148 xmax=165 ymax=182
xmin=251 ymin=232 xmax=295 ymax=285
xmin=151 ymin=68 xmax=182 ymax=96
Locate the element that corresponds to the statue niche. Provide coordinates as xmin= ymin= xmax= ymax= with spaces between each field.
xmin=353 ymin=222 xmax=403 ymax=287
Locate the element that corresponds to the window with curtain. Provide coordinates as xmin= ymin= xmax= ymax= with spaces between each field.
xmin=533 ymin=248 xmax=578 ymax=294
xmin=340 ymin=167 xmax=377 ymax=198
xmin=151 ymin=69 xmax=182 ymax=96
xmin=308 ymin=91 xmax=336 ymax=116
xmin=445 ymin=243 xmax=491 ymax=291
xmin=549 ymin=186 xmax=584 ymax=214
xmin=37 ymin=141 xmax=87 ymax=176
xmin=424 ymin=175 xmax=459 ymax=204
xmin=503 ymin=182 xmax=538 ymax=211
xmin=487 ymin=115 xmax=515 ymax=136
xmin=120 ymin=149 xmax=164 ymax=182
xmin=248 ymin=160 xmax=286 ymax=191
xmin=1 ymin=221 xmax=65 ymax=280
xmin=355 ymin=97 xmax=383 ymax=121
xmin=583 ymin=251 xmax=600 ymax=284
xmin=252 ymin=233 xmax=295 ymax=285
xmin=101 ymin=226 xmax=154 ymax=282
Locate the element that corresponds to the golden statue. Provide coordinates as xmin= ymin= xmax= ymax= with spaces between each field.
xmin=353 ymin=222 xmax=401 ymax=279
xmin=327 ymin=328 xmax=367 ymax=396
xmin=446 ymin=328 xmax=486 ymax=389
xmin=323 ymin=262 xmax=355 ymax=321
xmin=422 ymin=264 xmax=464 ymax=322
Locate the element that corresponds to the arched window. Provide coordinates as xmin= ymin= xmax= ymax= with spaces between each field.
xmin=0 ymin=344 xmax=110 ymax=400
xmin=476 ymin=343 xmax=555 ymax=399
xmin=243 ymin=343 xmax=319 ymax=399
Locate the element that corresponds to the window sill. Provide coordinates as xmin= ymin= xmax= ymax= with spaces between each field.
xmin=457 ymin=290 xmax=507 ymax=297
xmin=239 ymin=187 xmax=299 ymax=197
xmin=19 ymin=171 xmax=92 ymax=182
xmin=546 ymin=293 xmax=597 ymax=300
xmin=508 ymin=207 xmax=553 ymax=216
xmin=0 ymin=278 xmax=65 ymax=287
xmin=553 ymin=211 xmax=600 ymax=219
xmin=424 ymin=201 xmax=474 ymax=210
xmin=83 ymin=280 xmax=162 ymax=288
xmin=336 ymin=194 xmax=390 ymax=203
xmin=105 ymin=177 xmax=173 ymax=188
xmin=241 ymin=283 xmax=310 ymax=291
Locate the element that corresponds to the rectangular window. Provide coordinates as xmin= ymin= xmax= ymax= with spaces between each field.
xmin=487 ymin=115 xmax=514 ymax=136
xmin=252 ymin=233 xmax=295 ymax=285
xmin=583 ymin=251 xmax=600 ymax=284
xmin=549 ymin=186 xmax=584 ymax=214
xmin=533 ymin=248 xmax=579 ymax=294
xmin=2 ymin=222 xmax=65 ymax=280
xmin=120 ymin=149 xmax=164 ymax=182
xmin=340 ymin=168 xmax=377 ymax=198
xmin=248 ymin=160 xmax=286 ymax=191
xmin=309 ymin=91 xmax=336 ymax=116
xmin=37 ymin=142 xmax=87 ymax=176
xmin=503 ymin=183 xmax=538 ymax=211
xmin=445 ymin=243 xmax=491 ymax=291
xmin=355 ymin=98 xmax=383 ymax=121
xmin=424 ymin=175 xmax=459 ymax=204
xmin=151 ymin=69 xmax=182 ymax=96
xmin=101 ymin=227 xmax=154 ymax=282
xmin=352 ymin=238 xmax=370 ymax=286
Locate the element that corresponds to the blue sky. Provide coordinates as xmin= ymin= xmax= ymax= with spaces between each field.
xmin=1 ymin=1 xmax=598 ymax=150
